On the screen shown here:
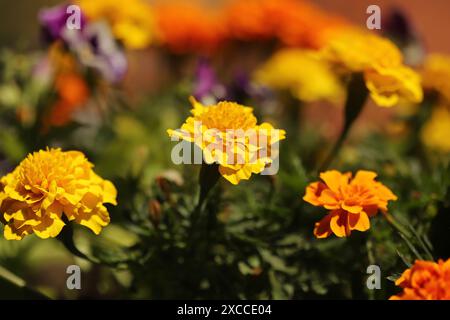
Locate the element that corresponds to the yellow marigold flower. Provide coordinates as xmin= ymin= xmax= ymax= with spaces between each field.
xmin=421 ymin=105 xmax=450 ymax=154
xmin=254 ymin=49 xmax=344 ymax=103
xmin=303 ymin=170 xmax=397 ymax=238
xmin=322 ymin=29 xmax=423 ymax=107
xmin=77 ymin=0 xmax=155 ymax=49
xmin=0 ymin=148 xmax=117 ymax=240
xmin=167 ymin=97 xmax=286 ymax=185
xmin=390 ymin=259 xmax=450 ymax=300
xmin=422 ymin=54 xmax=450 ymax=104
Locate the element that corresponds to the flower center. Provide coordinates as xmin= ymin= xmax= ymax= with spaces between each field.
xmin=197 ymin=102 xmax=257 ymax=131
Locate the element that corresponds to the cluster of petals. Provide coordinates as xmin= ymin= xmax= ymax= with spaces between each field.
xmin=168 ymin=97 xmax=286 ymax=185
xmin=390 ymin=259 xmax=450 ymax=300
xmin=322 ymin=30 xmax=423 ymax=107
xmin=303 ymin=170 xmax=397 ymax=238
xmin=0 ymin=148 xmax=117 ymax=240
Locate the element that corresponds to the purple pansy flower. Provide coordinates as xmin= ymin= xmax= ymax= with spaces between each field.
xmin=38 ymin=3 xmax=127 ymax=84
xmin=38 ymin=3 xmax=86 ymax=43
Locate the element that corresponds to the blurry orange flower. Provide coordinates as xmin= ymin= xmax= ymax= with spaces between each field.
xmin=225 ymin=0 xmax=276 ymax=41
xmin=49 ymin=72 xmax=89 ymax=127
xmin=154 ymin=3 xmax=225 ymax=54
xmin=303 ymin=170 xmax=397 ymax=238
xmin=225 ymin=0 xmax=348 ymax=49
xmin=275 ymin=0 xmax=349 ymax=49
xmin=390 ymin=259 xmax=450 ymax=300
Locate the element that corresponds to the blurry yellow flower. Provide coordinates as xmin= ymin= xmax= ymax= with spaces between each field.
xmin=0 ymin=148 xmax=117 ymax=240
xmin=322 ymin=29 xmax=423 ymax=107
xmin=421 ymin=105 xmax=450 ymax=154
xmin=167 ymin=97 xmax=286 ymax=185
xmin=254 ymin=49 xmax=344 ymax=103
xmin=77 ymin=0 xmax=155 ymax=49
xmin=422 ymin=54 xmax=450 ymax=104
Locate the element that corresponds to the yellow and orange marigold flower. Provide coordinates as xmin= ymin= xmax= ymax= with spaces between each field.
xmin=322 ymin=30 xmax=423 ymax=107
xmin=303 ymin=170 xmax=397 ymax=238
xmin=0 ymin=148 xmax=117 ymax=240
xmin=390 ymin=258 xmax=450 ymax=300
xmin=254 ymin=49 xmax=344 ymax=103
xmin=77 ymin=0 xmax=155 ymax=49
xmin=167 ymin=97 xmax=286 ymax=185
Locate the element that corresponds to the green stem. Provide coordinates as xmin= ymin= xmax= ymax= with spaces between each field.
xmin=318 ymin=73 xmax=368 ymax=172
xmin=188 ymin=163 xmax=221 ymax=247
xmin=384 ymin=213 xmax=412 ymax=238
xmin=385 ymin=213 xmax=430 ymax=261
xmin=0 ymin=265 xmax=49 ymax=299
xmin=196 ymin=163 xmax=221 ymax=210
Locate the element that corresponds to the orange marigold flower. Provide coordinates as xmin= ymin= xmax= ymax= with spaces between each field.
xmin=390 ymin=259 xmax=450 ymax=300
xmin=303 ymin=170 xmax=397 ymax=238
xmin=225 ymin=0 xmax=276 ymax=41
xmin=154 ymin=3 xmax=225 ymax=54
xmin=274 ymin=0 xmax=349 ymax=49
xmin=225 ymin=0 xmax=349 ymax=49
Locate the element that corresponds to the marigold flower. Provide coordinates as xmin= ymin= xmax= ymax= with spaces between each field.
xmin=167 ymin=97 xmax=286 ymax=185
xmin=254 ymin=49 xmax=344 ymax=103
xmin=225 ymin=0 xmax=348 ymax=49
xmin=273 ymin=0 xmax=349 ymax=49
xmin=322 ymin=30 xmax=423 ymax=107
xmin=77 ymin=0 xmax=155 ymax=49
xmin=421 ymin=105 xmax=450 ymax=154
xmin=303 ymin=170 xmax=397 ymax=238
xmin=0 ymin=148 xmax=117 ymax=240
xmin=390 ymin=259 xmax=450 ymax=300
xmin=421 ymin=54 xmax=450 ymax=104
xmin=154 ymin=3 xmax=225 ymax=54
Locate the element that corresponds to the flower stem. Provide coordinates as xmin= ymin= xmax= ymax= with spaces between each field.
xmin=384 ymin=213 xmax=412 ymax=238
xmin=318 ymin=73 xmax=368 ymax=172
xmin=197 ymin=163 xmax=221 ymax=210
xmin=189 ymin=163 xmax=221 ymax=246
xmin=0 ymin=265 xmax=49 ymax=299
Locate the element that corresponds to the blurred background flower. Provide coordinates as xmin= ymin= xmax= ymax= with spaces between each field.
xmin=254 ymin=49 xmax=344 ymax=103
